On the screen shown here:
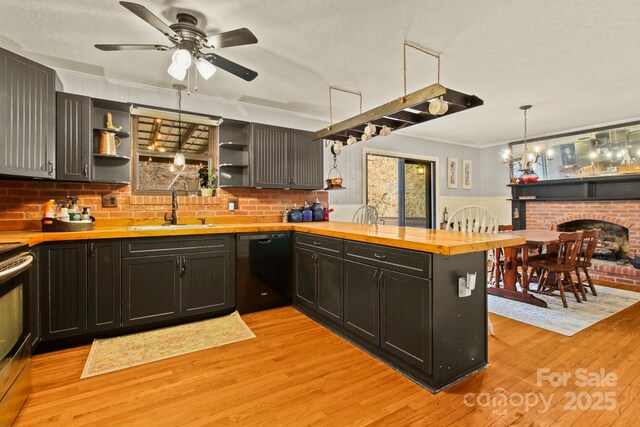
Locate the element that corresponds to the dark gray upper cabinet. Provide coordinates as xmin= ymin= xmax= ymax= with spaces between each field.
xmin=40 ymin=242 xmax=88 ymax=340
xmin=290 ymin=129 xmax=324 ymax=190
xmin=56 ymin=92 xmax=91 ymax=182
xmin=251 ymin=123 xmax=290 ymax=188
xmin=251 ymin=124 xmax=324 ymax=190
xmin=0 ymin=47 xmax=56 ymax=179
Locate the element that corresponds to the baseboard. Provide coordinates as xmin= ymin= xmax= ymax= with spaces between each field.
xmin=593 ymin=279 xmax=640 ymax=293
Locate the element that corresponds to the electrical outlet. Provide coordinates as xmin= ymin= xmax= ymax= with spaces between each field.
xmin=228 ymin=199 xmax=238 ymax=211
xmin=102 ymin=193 xmax=118 ymax=207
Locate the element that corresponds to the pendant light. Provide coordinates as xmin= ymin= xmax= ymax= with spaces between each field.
xmin=519 ymin=105 xmax=533 ymax=172
xmin=173 ymin=84 xmax=187 ymax=166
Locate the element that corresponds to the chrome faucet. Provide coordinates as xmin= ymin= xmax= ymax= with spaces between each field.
xmin=164 ymin=187 xmax=179 ymax=225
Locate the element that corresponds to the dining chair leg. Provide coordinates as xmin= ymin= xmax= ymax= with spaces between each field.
xmin=488 ymin=317 xmax=495 ymax=336
xmin=557 ymin=276 xmax=569 ymax=308
xmin=574 ymin=268 xmax=587 ymax=301
xmin=583 ymin=267 xmax=597 ymax=296
xmin=564 ymin=272 xmax=582 ymax=303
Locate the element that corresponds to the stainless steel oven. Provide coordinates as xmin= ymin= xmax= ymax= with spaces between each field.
xmin=0 ymin=243 xmax=34 ymax=426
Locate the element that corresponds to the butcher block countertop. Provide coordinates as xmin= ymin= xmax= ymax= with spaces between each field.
xmin=0 ymin=221 xmax=525 ymax=256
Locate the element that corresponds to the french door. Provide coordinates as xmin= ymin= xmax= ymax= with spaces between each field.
xmin=365 ymin=153 xmax=435 ymax=228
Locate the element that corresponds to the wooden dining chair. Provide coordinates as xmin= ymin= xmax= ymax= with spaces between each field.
xmin=575 ymin=229 xmax=601 ymax=300
xmin=353 ymin=205 xmax=379 ymax=225
xmin=446 ymin=206 xmax=498 ymax=234
xmin=528 ymin=231 xmax=584 ymax=308
xmin=447 ymin=206 xmax=498 ymax=336
xmin=491 ymin=225 xmax=523 ymax=286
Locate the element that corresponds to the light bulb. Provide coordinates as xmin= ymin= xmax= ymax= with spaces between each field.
xmin=174 ymin=151 xmax=185 ymax=166
xmin=546 ymin=149 xmax=554 ymax=160
xmin=196 ymin=58 xmax=217 ymax=80
xmin=534 ymin=146 xmax=541 ymax=154
xmin=172 ymin=49 xmax=192 ymax=68
xmin=590 ymin=151 xmax=597 ymax=159
xmin=606 ymin=151 xmax=613 ymax=159
xmin=167 ymin=62 xmax=187 ymax=81
xmin=379 ymin=125 xmax=391 ymax=137
xmin=364 ymin=123 xmax=377 ymax=136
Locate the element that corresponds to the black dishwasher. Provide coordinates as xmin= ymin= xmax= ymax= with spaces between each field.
xmin=236 ymin=232 xmax=292 ymax=314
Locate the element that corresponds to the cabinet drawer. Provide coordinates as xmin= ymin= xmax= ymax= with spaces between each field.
xmin=344 ymin=241 xmax=432 ymax=278
xmin=122 ymin=235 xmax=230 ymax=257
xmin=295 ymin=233 xmax=343 ymax=256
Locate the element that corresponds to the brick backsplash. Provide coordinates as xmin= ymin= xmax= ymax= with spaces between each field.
xmin=526 ymin=201 xmax=639 ymax=288
xmin=0 ymin=180 xmax=328 ymax=221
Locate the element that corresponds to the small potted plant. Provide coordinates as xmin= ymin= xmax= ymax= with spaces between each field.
xmin=198 ymin=165 xmax=217 ymax=197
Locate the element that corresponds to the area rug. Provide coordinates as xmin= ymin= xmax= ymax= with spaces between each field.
xmin=81 ymin=311 xmax=255 ymax=379
xmin=488 ymin=286 xmax=640 ymax=336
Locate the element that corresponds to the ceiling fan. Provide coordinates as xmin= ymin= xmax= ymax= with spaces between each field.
xmin=95 ymin=1 xmax=258 ymax=82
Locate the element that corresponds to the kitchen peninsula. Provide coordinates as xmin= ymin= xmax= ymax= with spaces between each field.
xmin=0 ymin=221 xmax=524 ymax=392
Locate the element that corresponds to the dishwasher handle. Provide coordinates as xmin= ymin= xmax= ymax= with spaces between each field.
xmin=238 ymin=234 xmax=271 ymax=241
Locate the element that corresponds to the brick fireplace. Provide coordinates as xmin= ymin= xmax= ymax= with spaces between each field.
xmin=526 ymin=201 xmax=640 ymax=288
xmin=509 ymin=175 xmax=640 ymax=290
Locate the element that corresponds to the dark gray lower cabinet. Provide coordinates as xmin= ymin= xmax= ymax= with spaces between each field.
xmin=181 ymin=251 xmax=233 ymax=316
xmin=40 ymin=242 xmax=88 ymax=340
xmin=379 ymin=269 xmax=431 ymax=373
xmin=28 ymin=246 xmax=40 ymax=348
xmin=344 ymin=260 xmax=379 ymax=344
xmin=316 ymin=254 xmax=343 ymax=324
xmin=294 ymin=247 xmax=316 ymax=309
xmin=121 ymin=236 xmax=234 ymax=327
xmin=88 ymin=240 xmax=121 ymax=332
xmin=122 ymin=255 xmax=179 ymax=327
xmin=294 ymin=246 xmax=344 ymax=325
xmin=40 ymin=240 xmax=122 ymax=341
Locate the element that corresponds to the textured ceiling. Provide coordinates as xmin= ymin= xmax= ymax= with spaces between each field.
xmin=1 ymin=0 xmax=640 ymax=146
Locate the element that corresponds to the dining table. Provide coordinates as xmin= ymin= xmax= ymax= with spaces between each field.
xmin=488 ymin=229 xmax=562 ymax=308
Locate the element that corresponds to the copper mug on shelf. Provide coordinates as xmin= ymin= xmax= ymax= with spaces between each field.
xmin=98 ymin=131 xmax=121 ymax=155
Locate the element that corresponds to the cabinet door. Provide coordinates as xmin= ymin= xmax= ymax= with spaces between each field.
xmin=344 ymin=260 xmax=379 ymax=346
xmin=56 ymin=92 xmax=91 ymax=181
xmin=40 ymin=242 xmax=88 ymax=340
xmin=181 ymin=251 xmax=233 ymax=316
xmin=294 ymin=246 xmax=316 ymax=309
xmin=251 ymin=123 xmax=289 ymax=188
xmin=379 ymin=269 xmax=432 ymax=373
xmin=122 ymin=255 xmax=179 ymax=327
xmin=316 ymin=253 xmax=344 ymax=325
xmin=290 ymin=129 xmax=324 ymax=190
xmin=0 ymin=47 xmax=56 ymax=179
xmin=88 ymin=240 xmax=121 ymax=332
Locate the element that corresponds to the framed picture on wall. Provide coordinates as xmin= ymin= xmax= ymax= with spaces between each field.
xmin=447 ymin=157 xmax=458 ymax=189
xmin=462 ymin=160 xmax=472 ymax=189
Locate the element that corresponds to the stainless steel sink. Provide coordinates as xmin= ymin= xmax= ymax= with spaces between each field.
xmin=127 ymin=224 xmax=219 ymax=231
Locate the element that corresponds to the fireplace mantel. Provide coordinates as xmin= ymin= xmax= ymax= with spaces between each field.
xmin=510 ymin=174 xmax=640 ymax=230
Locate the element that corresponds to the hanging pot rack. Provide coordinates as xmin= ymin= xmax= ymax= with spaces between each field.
xmin=313 ymin=43 xmax=484 ymax=143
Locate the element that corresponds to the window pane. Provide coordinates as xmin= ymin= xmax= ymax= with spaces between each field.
xmin=137 ymin=156 xmax=204 ymax=193
xmin=404 ymin=163 xmax=429 ymax=228
xmin=367 ymin=154 xmax=398 ymax=224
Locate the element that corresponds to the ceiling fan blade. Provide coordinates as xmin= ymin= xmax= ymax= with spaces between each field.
xmin=95 ymin=44 xmax=173 ymax=51
xmin=204 ymin=53 xmax=258 ymax=81
xmin=119 ymin=1 xmax=180 ymax=40
xmin=207 ymin=28 xmax=258 ymax=49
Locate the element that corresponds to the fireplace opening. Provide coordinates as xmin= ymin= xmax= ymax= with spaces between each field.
xmin=557 ymin=220 xmax=630 ymax=261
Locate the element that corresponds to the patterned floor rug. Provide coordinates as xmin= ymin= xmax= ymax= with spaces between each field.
xmin=81 ymin=311 xmax=255 ymax=378
xmin=488 ymin=285 xmax=640 ymax=336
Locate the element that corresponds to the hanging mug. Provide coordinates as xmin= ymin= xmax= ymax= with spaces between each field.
xmin=99 ymin=131 xmax=121 ymax=155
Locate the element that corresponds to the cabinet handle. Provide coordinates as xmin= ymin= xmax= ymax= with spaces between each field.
xmin=378 ymin=271 xmax=384 ymax=287
xmin=312 ymin=253 xmax=318 ymax=266
xmin=373 ymin=269 xmax=379 ymax=285
xmin=83 ymin=164 xmax=89 ymax=178
xmin=47 ymin=161 xmax=54 ymax=175
xmin=373 ymin=253 xmax=387 ymax=261
xmin=181 ymin=256 xmax=187 ymax=276
xmin=88 ymin=242 xmax=94 ymax=258
xmin=312 ymin=240 xmax=322 ymax=246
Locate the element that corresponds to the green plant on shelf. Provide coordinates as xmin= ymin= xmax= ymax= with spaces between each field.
xmin=197 ymin=165 xmax=217 ymax=196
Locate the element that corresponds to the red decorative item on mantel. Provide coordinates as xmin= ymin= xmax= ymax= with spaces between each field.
xmin=518 ymin=171 xmax=539 ymax=183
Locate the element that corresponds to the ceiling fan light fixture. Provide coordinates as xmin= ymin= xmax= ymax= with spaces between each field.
xmin=167 ymin=62 xmax=187 ymax=80
xmin=172 ymin=49 xmax=192 ymax=69
xmin=196 ymin=58 xmax=217 ymax=80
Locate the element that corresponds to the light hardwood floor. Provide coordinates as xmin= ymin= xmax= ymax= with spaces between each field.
xmin=15 ymin=302 xmax=640 ymax=426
